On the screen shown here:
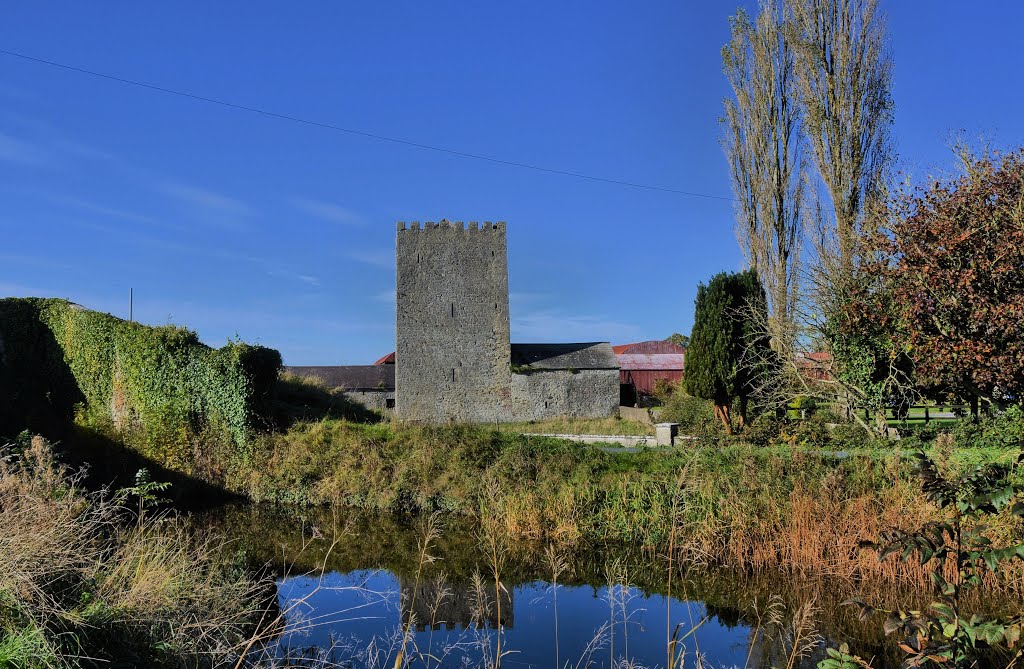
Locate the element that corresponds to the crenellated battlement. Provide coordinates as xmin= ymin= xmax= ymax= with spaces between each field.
xmin=397 ymin=219 xmax=506 ymax=232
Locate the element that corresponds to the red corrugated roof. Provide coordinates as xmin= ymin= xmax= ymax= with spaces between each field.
xmin=616 ymin=353 xmax=686 ymax=371
xmin=613 ymin=340 xmax=686 ymax=355
xmin=374 ymin=352 xmax=396 ymax=365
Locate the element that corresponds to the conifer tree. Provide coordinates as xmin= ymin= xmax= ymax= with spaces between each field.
xmin=685 ymin=270 xmax=772 ymax=433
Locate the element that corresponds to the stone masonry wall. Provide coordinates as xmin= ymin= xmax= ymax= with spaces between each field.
xmin=395 ymin=221 xmax=512 ymax=422
xmin=510 ymin=368 xmax=620 ymax=422
xmin=343 ymin=390 xmax=395 ymax=412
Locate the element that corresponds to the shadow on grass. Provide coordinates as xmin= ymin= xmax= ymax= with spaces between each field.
xmin=57 ymin=425 xmax=245 ymax=511
xmin=271 ymin=373 xmax=385 ymax=428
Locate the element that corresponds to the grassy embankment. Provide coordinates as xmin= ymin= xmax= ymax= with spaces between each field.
xmin=42 ymin=370 xmax=1023 ymax=593
xmin=3 ymin=297 xmax=1022 ymax=594
xmin=153 ymin=374 xmax=1017 ymax=595
xmin=0 ymin=436 xmax=275 ymax=668
xmin=237 ymin=421 xmax=1022 ymax=584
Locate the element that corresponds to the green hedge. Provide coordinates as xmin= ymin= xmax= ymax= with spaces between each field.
xmin=0 ymin=297 xmax=281 ymax=449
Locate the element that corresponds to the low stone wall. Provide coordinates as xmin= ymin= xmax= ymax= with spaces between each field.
xmin=521 ymin=430 xmax=693 ymax=448
xmin=344 ymin=390 xmax=394 ymax=412
xmin=522 ymin=433 xmax=657 ymax=447
xmin=509 ymin=368 xmax=619 ymax=421
xmin=618 ymin=405 xmax=653 ymax=424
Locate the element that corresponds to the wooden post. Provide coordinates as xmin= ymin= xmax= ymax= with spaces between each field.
xmin=924 ymin=406 xmax=930 ymax=423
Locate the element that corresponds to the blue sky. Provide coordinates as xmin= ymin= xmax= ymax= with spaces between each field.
xmin=2 ymin=2 xmax=1023 ymax=365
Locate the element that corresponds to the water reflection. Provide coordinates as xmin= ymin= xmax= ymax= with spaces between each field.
xmin=401 ymin=575 xmax=513 ymax=631
xmin=196 ymin=505 xmax=1011 ymax=669
xmin=273 ymin=570 xmax=751 ymax=668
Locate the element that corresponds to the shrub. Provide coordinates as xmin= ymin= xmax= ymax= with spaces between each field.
xmin=952 ymin=404 xmax=1024 ymax=451
xmin=779 ymin=413 xmax=832 ymax=448
xmin=658 ymin=390 xmax=724 ymax=438
xmin=828 ymin=421 xmax=873 ymax=450
xmin=0 ymin=298 xmax=281 ymax=451
xmin=896 ymin=421 xmax=942 ymax=442
xmin=742 ymin=413 xmax=785 ymax=447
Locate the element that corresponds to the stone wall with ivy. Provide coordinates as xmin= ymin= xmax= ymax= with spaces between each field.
xmin=0 ymin=297 xmax=281 ymax=451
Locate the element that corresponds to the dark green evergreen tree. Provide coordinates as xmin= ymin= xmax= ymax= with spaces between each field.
xmin=684 ymin=269 xmax=772 ymax=433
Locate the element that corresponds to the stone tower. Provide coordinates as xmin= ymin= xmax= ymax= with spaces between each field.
xmin=395 ymin=220 xmax=512 ymax=422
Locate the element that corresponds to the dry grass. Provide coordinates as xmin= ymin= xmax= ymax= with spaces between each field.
xmin=0 ymin=436 xmax=272 ymax=668
xmin=497 ymin=416 xmax=655 ymax=436
xmin=235 ymin=416 xmax=1024 ymax=591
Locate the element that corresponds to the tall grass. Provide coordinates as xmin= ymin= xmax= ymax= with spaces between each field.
xmin=228 ymin=419 xmax=1024 ymax=589
xmin=58 ymin=368 xmax=1024 ymax=593
xmin=0 ymin=436 xmax=271 ymax=668
xmin=496 ymin=416 xmax=654 ymax=437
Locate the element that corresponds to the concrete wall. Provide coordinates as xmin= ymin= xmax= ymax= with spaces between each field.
xmin=395 ymin=221 xmax=512 ymax=423
xmin=510 ymin=368 xmax=620 ymax=421
xmin=619 ymin=405 xmax=653 ymax=425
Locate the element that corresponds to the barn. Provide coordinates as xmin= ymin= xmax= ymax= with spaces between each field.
xmin=613 ymin=340 xmax=686 ymax=405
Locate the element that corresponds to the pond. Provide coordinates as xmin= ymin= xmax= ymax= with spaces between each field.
xmin=197 ymin=505 xmax=963 ymax=669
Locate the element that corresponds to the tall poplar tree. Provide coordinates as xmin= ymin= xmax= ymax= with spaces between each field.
xmin=791 ymin=0 xmax=893 ymax=281
xmin=722 ymin=1 xmax=805 ymax=351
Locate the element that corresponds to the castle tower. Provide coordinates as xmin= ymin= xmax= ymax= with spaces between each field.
xmin=395 ymin=220 xmax=512 ymax=422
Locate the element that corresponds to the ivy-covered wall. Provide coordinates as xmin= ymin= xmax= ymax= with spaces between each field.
xmin=0 ymin=298 xmax=281 ymax=450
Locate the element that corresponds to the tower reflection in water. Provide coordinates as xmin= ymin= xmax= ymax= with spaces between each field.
xmin=400 ymin=576 xmax=513 ymax=631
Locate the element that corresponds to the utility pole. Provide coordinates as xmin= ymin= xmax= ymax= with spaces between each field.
xmin=129 ymin=288 xmax=133 ymax=322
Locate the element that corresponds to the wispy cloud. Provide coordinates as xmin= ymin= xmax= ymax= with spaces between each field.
xmin=269 ymin=269 xmax=321 ymax=287
xmin=293 ymin=198 xmax=365 ymax=226
xmin=0 ymin=280 xmax=59 ymax=297
xmin=0 ymin=132 xmax=49 ymax=166
xmin=512 ymin=309 xmax=640 ymax=343
xmin=510 ymin=291 xmax=549 ymax=306
xmin=0 ymin=253 xmax=74 ymax=271
xmin=52 ymin=139 xmax=120 ymax=163
xmin=50 ymin=195 xmax=173 ymax=230
xmin=371 ymin=290 xmax=396 ymax=304
xmin=346 ymin=249 xmax=394 ymax=269
xmin=0 ymin=118 xmax=128 ymax=171
xmin=160 ymin=182 xmax=252 ymax=229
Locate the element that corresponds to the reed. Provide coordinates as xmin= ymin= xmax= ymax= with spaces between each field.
xmin=0 ymin=436 xmax=270 ymax=668
xmin=232 ymin=418 xmax=1024 ymax=590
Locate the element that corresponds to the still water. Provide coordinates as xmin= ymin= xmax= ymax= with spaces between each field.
xmin=200 ymin=505 xmax=945 ymax=668
xmin=275 ymin=570 xmax=751 ymax=668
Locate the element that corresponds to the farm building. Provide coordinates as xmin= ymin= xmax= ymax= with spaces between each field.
xmin=289 ymin=220 xmax=621 ymax=423
xmin=795 ymin=351 xmax=832 ymax=383
xmin=613 ymin=340 xmax=686 ymax=405
xmin=285 ymin=365 xmax=395 ymax=411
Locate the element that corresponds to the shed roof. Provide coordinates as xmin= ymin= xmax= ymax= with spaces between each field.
xmin=612 ymin=340 xmax=686 ymax=355
xmin=616 ymin=353 xmax=686 ymax=371
xmin=510 ymin=342 xmax=619 ymax=370
xmin=373 ymin=352 xmax=396 ymax=365
xmin=285 ymin=365 xmax=395 ymax=391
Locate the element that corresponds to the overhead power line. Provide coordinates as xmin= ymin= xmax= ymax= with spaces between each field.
xmin=0 ymin=47 xmax=734 ymax=202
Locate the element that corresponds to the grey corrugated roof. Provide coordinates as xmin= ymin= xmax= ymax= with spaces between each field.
xmin=510 ymin=343 xmax=619 ymax=370
xmin=285 ymin=365 xmax=395 ymax=391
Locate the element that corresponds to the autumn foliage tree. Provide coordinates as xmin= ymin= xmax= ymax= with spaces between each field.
xmin=881 ymin=149 xmax=1024 ymax=408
